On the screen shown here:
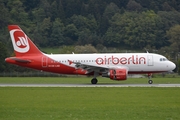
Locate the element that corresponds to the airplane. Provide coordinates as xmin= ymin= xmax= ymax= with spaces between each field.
xmin=5 ymin=25 xmax=176 ymax=84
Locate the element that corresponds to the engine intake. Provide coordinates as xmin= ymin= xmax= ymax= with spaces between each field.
xmin=102 ymin=69 xmax=127 ymax=81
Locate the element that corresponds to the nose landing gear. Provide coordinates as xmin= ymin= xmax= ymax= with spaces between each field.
xmin=148 ymin=79 xmax=153 ymax=84
xmin=148 ymin=73 xmax=153 ymax=84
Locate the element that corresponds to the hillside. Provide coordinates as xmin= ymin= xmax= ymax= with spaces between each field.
xmin=0 ymin=0 xmax=180 ymax=72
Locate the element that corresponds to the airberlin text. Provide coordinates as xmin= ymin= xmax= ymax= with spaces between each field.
xmin=95 ymin=55 xmax=146 ymax=65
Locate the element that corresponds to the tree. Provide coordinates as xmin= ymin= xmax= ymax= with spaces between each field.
xmin=104 ymin=10 xmax=165 ymax=49
xmin=58 ymin=46 xmax=75 ymax=54
xmin=50 ymin=0 xmax=65 ymax=21
xmin=0 ymin=2 xmax=9 ymax=28
xmin=34 ymin=17 xmax=52 ymax=47
xmin=50 ymin=1 xmax=59 ymax=21
xmin=7 ymin=0 xmax=29 ymax=25
xmin=167 ymin=25 xmax=180 ymax=74
xmin=158 ymin=11 xmax=180 ymax=30
xmin=162 ymin=2 xmax=173 ymax=11
xmin=126 ymin=0 xmax=142 ymax=11
xmin=39 ymin=0 xmax=51 ymax=18
xmin=103 ymin=2 xmax=120 ymax=19
xmin=74 ymin=44 xmax=98 ymax=53
xmin=100 ymin=2 xmax=120 ymax=35
xmin=0 ymin=42 xmax=9 ymax=72
xmin=167 ymin=25 xmax=180 ymax=53
xmin=87 ymin=0 xmax=107 ymax=21
xmin=21 ymin=0 xmax=40 ymax=11
xmin=50 ymin=18 xmax=65 ymax=46
xmin=32 ymin=7 xmax=46 ymax=23
xmin=62 ymin=0 xmax=82 ymax=18
xmin=64 ymin=24 xmax=78 ymax=44
xmin=70 ymin=14 xmax=98 ymax=33
xmin=69 ymin=14 xmax=99 ymax=45
xmin=77 ymin=28 xmax=92 ymax=45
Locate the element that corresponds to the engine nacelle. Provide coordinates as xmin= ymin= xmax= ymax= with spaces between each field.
xmin=102 ymin=69 xmax=127 ymax=81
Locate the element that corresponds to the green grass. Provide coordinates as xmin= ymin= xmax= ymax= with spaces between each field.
xmin=40 ymin=47 xmax=60 ymax=54
xmin=0 ymin=87 xmax=180 ymax=120
xmin=0 ymin=77 xmax=180 ymax=119
xmin=0 ymin=77 xmax=180 ymax=84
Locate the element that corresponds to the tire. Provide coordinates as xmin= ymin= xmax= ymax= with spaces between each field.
xmin=91 ymin=78 xmax=98 ymax=84
xmin=148 ymin=80 xmax=153 ymax=84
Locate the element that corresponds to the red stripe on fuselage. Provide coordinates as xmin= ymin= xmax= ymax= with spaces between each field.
xmin=5 ymin=54 xmax=90 ymax=75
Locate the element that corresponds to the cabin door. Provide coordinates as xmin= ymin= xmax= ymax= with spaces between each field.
xmin=147 ymin=55 xmax=153 ymax=66
xmin=42 ymin=56 xmax=48 ymax=67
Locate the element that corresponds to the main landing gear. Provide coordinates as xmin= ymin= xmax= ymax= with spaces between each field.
xmin=91 ymin=78 xmax=98 ymax=84
xmin=148 ymin=73 xmax=153 ymax=84
xmin=91 ymin=72 xmax=98 ymax=84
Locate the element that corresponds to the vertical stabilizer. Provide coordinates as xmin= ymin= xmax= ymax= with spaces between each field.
xmin=8 ymin=25 xmax=42 ymax=56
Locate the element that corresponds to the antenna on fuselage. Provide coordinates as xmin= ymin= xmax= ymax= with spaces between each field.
xmin=144 ymin=48 xmax=149 ymax=53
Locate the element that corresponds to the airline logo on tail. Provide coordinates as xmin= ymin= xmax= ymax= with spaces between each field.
xmin=10 ymin=29 xmax=29 ymax=53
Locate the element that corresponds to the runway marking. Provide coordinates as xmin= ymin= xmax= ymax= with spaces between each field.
xmin=0 ymin=84 xmax=180 ymax=87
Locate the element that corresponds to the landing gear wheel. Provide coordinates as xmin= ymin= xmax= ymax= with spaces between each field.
xmin=147 ymin=73 xmax=153 ymax=84
xmin=91 ymin=78 xmax=98 ymax=84
xmin=148 ymin=80 xmax=153 ymax=84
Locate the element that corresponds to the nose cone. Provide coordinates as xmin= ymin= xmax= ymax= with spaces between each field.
xmin=169 ymin=62 xmax=176 ymax=71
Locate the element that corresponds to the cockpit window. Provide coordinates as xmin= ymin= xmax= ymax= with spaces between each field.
xmin=160 ymin=58 xmax=168 ymax=61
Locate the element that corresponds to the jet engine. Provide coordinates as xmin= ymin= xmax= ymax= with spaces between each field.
xmin=102 ymin=69 xmax=127 ymax=81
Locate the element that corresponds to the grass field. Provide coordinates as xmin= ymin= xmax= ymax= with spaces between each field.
xmin=0 ymin=87 xmax=180 ymax=120
xmin=0 ymin=77 xmax=180 ymax=84
xmin=0 ymin=77 xmax=180 ymax=120
xmin=41 ymin=47 xmax=60 ymax=54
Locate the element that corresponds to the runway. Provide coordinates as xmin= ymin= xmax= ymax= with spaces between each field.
xmin=0 ymin=84 xmax=180 ymax=87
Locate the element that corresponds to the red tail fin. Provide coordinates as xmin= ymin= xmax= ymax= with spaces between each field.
xmin=8 ymin=25 xmax=42 ymax=56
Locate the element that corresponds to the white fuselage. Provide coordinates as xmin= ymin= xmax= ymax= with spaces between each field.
xmin=46 ymin=53 xmax=176 ymax=73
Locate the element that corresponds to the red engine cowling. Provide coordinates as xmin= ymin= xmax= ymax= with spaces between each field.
xmin=109 ymin=69 xmax=127 ymax=81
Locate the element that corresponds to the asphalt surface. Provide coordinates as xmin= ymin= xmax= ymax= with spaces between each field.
xmin=0 ymin=84 xmax=180 ymax=87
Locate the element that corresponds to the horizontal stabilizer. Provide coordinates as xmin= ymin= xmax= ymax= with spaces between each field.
xmin=6 ymin=57 xmax=31 ymax=63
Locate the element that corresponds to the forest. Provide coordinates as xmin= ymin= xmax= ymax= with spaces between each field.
xmin=0 ymin=0 xmax=180 ymax=73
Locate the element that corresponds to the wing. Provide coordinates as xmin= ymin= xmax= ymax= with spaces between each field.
xmin=68 ymin=60 xmax=128 ymax=74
